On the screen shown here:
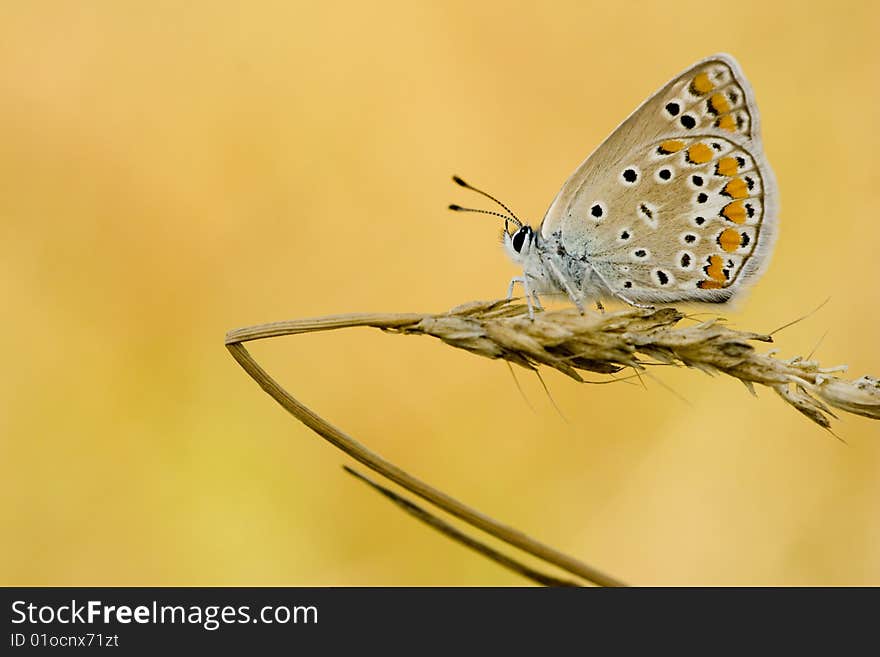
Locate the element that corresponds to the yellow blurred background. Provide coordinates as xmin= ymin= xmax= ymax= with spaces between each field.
xmin=2 ymin=0 xmax=878 ymax=586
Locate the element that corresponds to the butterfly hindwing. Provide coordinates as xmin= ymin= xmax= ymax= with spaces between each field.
xmin=575 ymin=135 xmax=770 ymax=302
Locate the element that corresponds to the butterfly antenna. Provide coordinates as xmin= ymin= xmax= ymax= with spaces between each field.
xmin=448 ymin=204 xmax=522 ymax=231
xmin=451 ymin=175 xmax=523 ymax=228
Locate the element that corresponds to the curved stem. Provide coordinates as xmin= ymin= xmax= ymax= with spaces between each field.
xmin=225 ymin=313 xmax=625 ymax=587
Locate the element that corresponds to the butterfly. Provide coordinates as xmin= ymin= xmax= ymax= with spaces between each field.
xmin=450 ymin=53 xmax=778 ymax=317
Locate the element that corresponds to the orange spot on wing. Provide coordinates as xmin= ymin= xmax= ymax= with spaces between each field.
xmin=687 ymin=143 xmax=713 ymax=164
xmin=705 ymin=255 xmax=727 ymax=282
xmin=659 ymin=140 xmax=686 ymax=154
xmin=709 ymin=93 xmax=731 ymax=114
xmin=722 ymin=178 xmax=749 ymax=199
xmin=718 ymin=228 xmax=742 ymax=252
xmin=721 ymin=201 xmax=747 ymax=224
xmin=717 ymin=114 xmax=737 ymax=131
xmin=697 ymin=280 xmax=724 ymax=290
xmin=690 ymin=72 xmax=714 ymax=95
xmin=716 ymin=157 xmax=739 ymax=176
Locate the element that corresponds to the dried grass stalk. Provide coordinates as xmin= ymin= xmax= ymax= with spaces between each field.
xmin=226 ymin=302 xmax=629 ymax=587
xmin=225 ymin=299 xmax=877 ymax=586
xmin=377 ymin=300 xmax=878 ymax=429
xmin=343 ymin=466 xmax=580 ymax=587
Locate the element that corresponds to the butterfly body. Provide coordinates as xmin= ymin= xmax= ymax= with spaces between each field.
xmin=497 ymin=53 xmax=778 ymax=314
xmin=503 ymin=227 xmax=614 ymax=310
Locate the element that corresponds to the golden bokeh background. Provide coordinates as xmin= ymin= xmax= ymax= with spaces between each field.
xmin=2 ymin=1 xmax=878 ymax=586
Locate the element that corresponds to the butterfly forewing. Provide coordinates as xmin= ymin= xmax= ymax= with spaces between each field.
xmin=540 ymin=53 xmax=776 ymax=303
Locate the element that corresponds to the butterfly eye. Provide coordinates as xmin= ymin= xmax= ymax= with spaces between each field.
xmin=512 ymin=228 xmax=529 ymax=253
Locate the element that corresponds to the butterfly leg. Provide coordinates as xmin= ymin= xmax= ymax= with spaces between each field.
xmin=508 ymin=276 xmax=539 ymax=319
xmin=588 ymin=266 xmax=655 ymax=310
xmin=507 ymin=276 xmax=525 ymax=300
xmin=543 ymin=258 xmax=585 ymax=314
xmin=612 ymin=291 xmax=654 ymax=310
xmin=531 ymin=291 xmax=544 ymax=311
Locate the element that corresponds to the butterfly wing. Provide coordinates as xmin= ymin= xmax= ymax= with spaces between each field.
xmin=540 ymin=53 xmax=778 ymax=303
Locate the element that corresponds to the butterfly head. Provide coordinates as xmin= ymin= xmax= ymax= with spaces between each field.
xmin=503 ymin=224 xmax=535 ymax=264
